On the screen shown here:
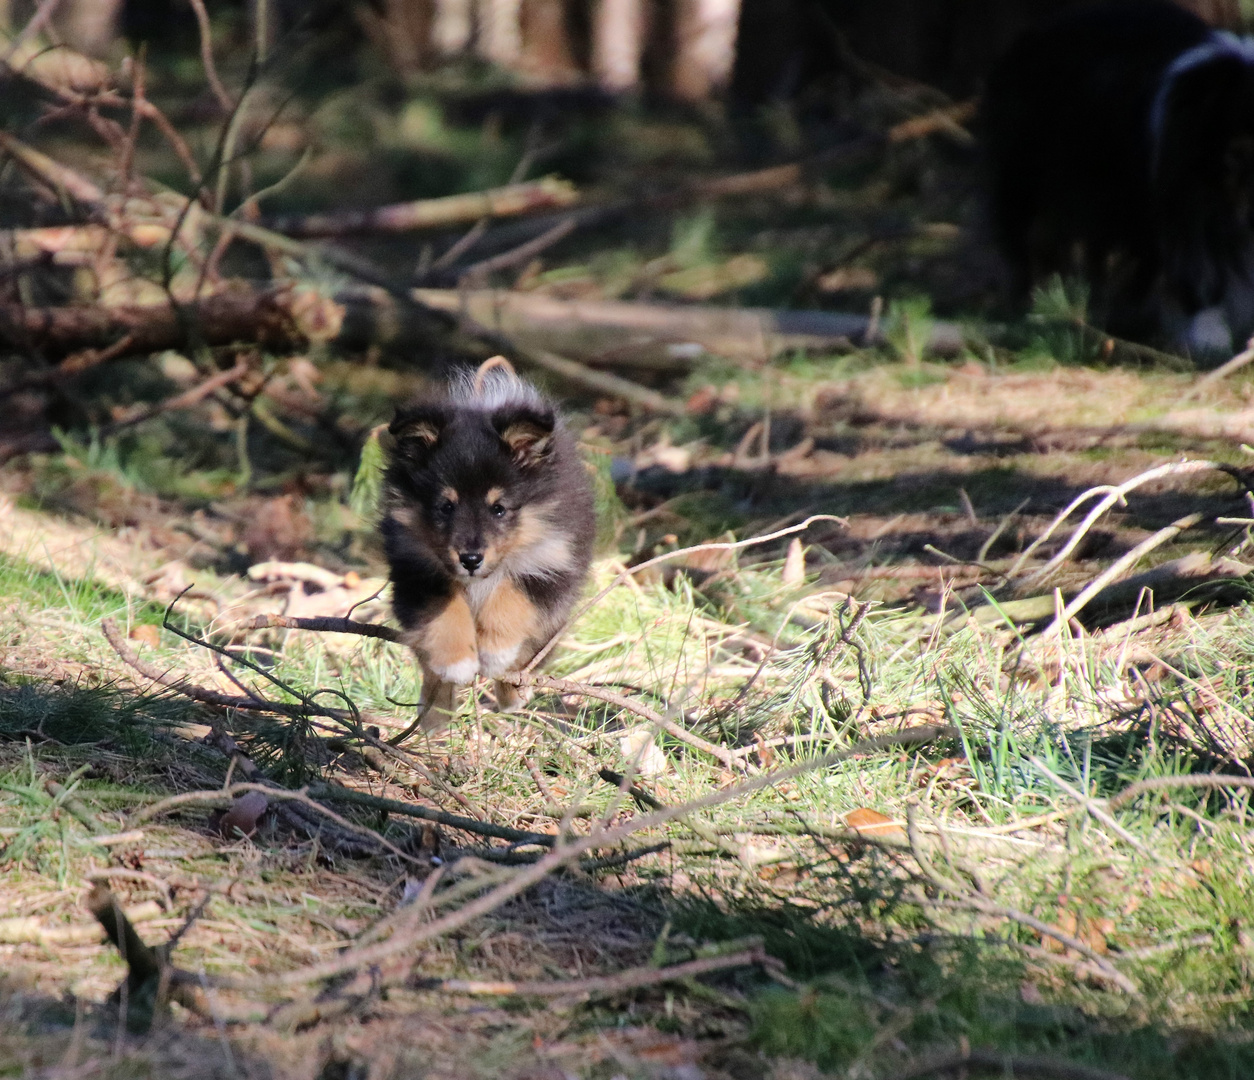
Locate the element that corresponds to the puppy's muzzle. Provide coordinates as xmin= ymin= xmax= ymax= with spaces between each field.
xmin=459 ymin=551 xmax=484 ymax=574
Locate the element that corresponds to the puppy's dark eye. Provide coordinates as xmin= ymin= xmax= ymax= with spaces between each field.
xmin=437 ymin=499 xmax=455 ymax=516
xmin=490 ymin=502 xmax=507 ymax=518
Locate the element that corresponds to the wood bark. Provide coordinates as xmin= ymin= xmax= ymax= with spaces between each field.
xmin=264 ymin=178 xmax=578 ymax=239
xmin=413 ymin=287 xmax=965 ymax=361
xmin=519 ymin=0 xmax=581 ymax=81
xmin=0 ymin=285 xmax=456 ymax=361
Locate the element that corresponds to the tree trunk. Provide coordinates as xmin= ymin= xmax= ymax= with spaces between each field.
xmin=669 ymin=0 xmax=741 ymax=101
xmin=476 ymin=0 xmax=523 ymax=67
xmin=592 ymin=0 xmax=645 ymax=91
xmin=433 ymin=0 xmax=474 ymax=53
xmin=357 ymin=0 xmax=436 ymax=77
xmin=519 ymin=0 xmax=580 ymax=81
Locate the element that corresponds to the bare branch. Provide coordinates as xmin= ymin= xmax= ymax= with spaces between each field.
xmin=1037 ymin=513 xmax=1203 ymax=639
xmin=1109 ymin=773 xmax=1254 ymax=810
xmin=187 ymin=0 xmax=234 ymax=113
xmin=418 ymin=948 xmax=764 ymax=997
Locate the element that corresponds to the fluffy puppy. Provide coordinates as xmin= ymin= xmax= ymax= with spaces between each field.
xmin=380 ymin=368 xmax=595 ymax=730
xmin=983 ymin=1 xmax=1254 ymax=355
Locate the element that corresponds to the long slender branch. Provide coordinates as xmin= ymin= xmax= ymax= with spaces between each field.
xmin=1109 ymin=773 xmax=1254 ymax=810
xmin=1037 ymin=513 xmax=1203 ymax=639
xmin=418 ymin=948 xmax=763 ymax=997
xmin=207 ymin=723 xmax=959 ymax=991
xmin=1017 ymin=461 xmax=1225 ymax=587
xmin=233 ymin=613 xmax=741 ymax=768
xmin=307 ymin=783 xmax=556 ymax=848
xmin=128 ymin=781 xmax=422 ymax=865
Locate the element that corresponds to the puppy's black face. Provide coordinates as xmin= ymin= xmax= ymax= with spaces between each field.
xmin=385 ymin=400 xmax=557 ymax=579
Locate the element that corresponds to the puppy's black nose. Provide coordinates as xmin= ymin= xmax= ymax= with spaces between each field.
xmin=459 ymin=552 xmax=484 ymax=573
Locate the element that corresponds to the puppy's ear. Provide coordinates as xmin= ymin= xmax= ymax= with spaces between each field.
xmin=492 ymin=404 xmax=555 ymax=468
xmin=389 ymin=405 xmax=448 ymax=463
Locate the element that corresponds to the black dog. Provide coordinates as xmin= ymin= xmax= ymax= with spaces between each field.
xmin=983 ymin=1 xmax=1254 ymax=356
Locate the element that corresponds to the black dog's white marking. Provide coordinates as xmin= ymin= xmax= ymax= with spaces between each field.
xmin=984 ymin=1 xmax=1254 ymax=357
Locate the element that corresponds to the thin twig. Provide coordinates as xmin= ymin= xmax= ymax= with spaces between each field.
xmin=1 ymin=0 xmax=64 ymax=66
xmin=1026 ymin=758 xmax=1152 ymax=854
xmin=925 ymin=898 xmax=1137 ymax=995
xmin=907 ymin=810 xmax=1137 ymax=994
xmin=103 ymin=358 xmax=249 ymax=433
xmin=1014 ymin=461 xmax=1225 ymax=586
xmin=1037 ymin=513 xmax=1203 ymax=639
xmin=1183 ymin=336 xmax=1254 ymax=401
xmin=187 ymin=0 xmax=234 ymax=113
xmin=458 ymin=217 xmax=578 ymax=280
xmin=416 ymin=948 xmax=763 ymax=997
xmin=1109 ymin=773 xmax=1254 ymax=810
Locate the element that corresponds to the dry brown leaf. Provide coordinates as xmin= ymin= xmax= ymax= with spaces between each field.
xmin=844 ymin=807 xmax=906 ymax=839
xmin=218 ymin=791 xmax=269 ymax=838
xmin=782 ymin=538 xmax=806 ymax=586
xmin=127 ymin=624 xmax=161 ymax=649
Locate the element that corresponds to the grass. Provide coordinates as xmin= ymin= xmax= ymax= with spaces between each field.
xmin=5 ymin=25 xmax=1254 ymax=1076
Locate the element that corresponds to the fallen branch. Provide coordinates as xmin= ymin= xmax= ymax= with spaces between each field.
xmin=1010 ymin=460 xmax=1227 ymax=586
xmin=209 ymin=723 xmax=962 ymax=992
xmin=1108 ymin=773 xmax=1254 ymax=810
xmin=127 ymin=780 xmax=420 ymax=864
xmin=232 ymin=612 xmax=740 ymax=768
xmin=239 ymin=613 xmax=402 ymax=643
xmin=307 ymin=783 xmax=557 ymax=848
xmin=0 ymin=899 xmax=163 ymax=945
xmin=265 ymin=178 xmax=579 ymax=238
xmin=414 ymin=287 xmax=966 ymax=363
xmin=0 ymin=284 xmax=453 ymax=362
xmin=103 ymin=616 xmax=355 ymax=722
xmin=416 ymin=947 xmax=764 ymax=998
xmin=1037 ymin=513 xmax=1203 ymax=639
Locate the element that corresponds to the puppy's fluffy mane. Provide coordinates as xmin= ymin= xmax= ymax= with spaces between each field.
xmin=447 ymin=367 xmax=546 ymax=412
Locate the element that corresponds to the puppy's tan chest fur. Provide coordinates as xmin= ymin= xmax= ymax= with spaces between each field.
xmin=410 ymin=574 xmax=540 ymax=685
xmin=469 ymin=576 xmax=540 ymax=676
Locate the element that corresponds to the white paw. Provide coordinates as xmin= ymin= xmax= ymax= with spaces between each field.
xmin=432 ymin=657 xmax=479 ymax=685
xmin=478 ymin=646 xmax=520 ymax=678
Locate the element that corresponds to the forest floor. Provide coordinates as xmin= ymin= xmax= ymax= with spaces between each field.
xmin=5 ymin=19 xmax=1254 ymax=1079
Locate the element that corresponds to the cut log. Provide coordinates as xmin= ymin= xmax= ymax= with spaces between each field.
xmin=413 ymin=287 xmax=966 ymax=362
xmin=264 ymin=178 xmax=579 ymax=239
xmin=0 ymin=284 xmax=456 ymax=360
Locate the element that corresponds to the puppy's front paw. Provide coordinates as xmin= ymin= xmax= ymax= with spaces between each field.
xmin=493 ymin=679 xmax=528 ymax=713
xmin=430 ymin=656 xmax=479 ymax=685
